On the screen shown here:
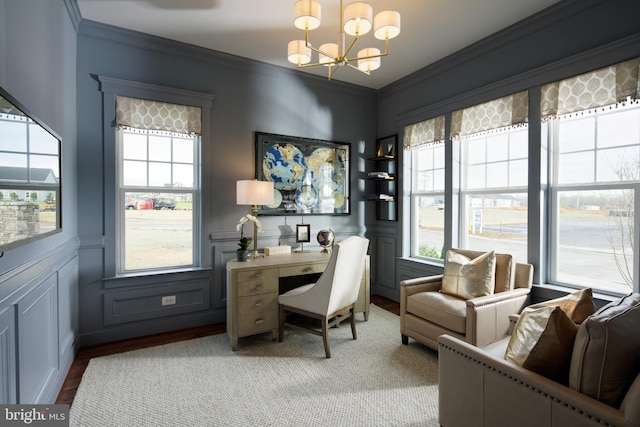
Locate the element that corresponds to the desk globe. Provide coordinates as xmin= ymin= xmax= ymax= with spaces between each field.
xmin=317 ymin=229 xmax=335 ymax=253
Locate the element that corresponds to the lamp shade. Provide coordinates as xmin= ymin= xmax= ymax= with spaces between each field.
xmin=374 ymin=11 xmax=401 ymax=40
xmin=236 ymin=180 xmax=274 ymax=206
xmin=319 ymin=43 xmax=339 ymax=65
xmin=288 ymin=40 xmax=312 ymax=64
xmin=357 ymin=48 xmax=381 ymax=72
xmin=343 ymin=2 xmax=372 ymax=36
xmin=294 ymin=0 xmax=321 ymax=30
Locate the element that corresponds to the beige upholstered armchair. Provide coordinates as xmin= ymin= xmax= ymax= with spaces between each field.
xmin=400 ymin=248 xmax=533 ymax=350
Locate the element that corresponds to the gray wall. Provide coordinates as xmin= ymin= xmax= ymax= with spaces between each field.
xmin=0 ymin=0 xmax=79 ymax=403
xmin=373 ymin=0 xmax=640 ymax=302
xmin=75 ymin=19 xmax=377 ymax=346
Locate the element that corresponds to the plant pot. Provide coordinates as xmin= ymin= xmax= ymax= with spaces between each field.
xmin=236 ymin=249 xmax=248 ymax=262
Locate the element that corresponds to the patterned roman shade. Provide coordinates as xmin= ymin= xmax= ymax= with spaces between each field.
xmin=403 ymin=115 xmax=445 ymax=150
xmin=116 ymin=96 xmax=202 ymax=136
xmin=451 ymin=91 xmax=528 ymax=139
xmin=541 ymin=57 xmax=640 ymax=120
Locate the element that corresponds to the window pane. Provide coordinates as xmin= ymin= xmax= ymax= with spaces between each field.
xmin=123 ymin=133 xmax=147 ymax=160
xmin=173 ymin=164 xmax=194 ymax=188
xmin=558 ymin=117 xmax=595 ymax=153
xmin=415 ymin=195 xmax=445 ymax=260
xmin=486 ymin=133 xmax=509 ymax=162
xmin=486 ymin=161 xmax=508 ymax=188
xmin=123 ymin=191 xmax=193 ymax=270
xmin=0 ymin=153 xmax=27 ymax=171
xmin=433 ymin=144 xmax=445 ymax=169
xmin=556 ymin=190 xmax=633 ymax=294
xmin=467 ymin=164 xmax=485 ymax=189
xmin=558 ymin=152 xmax=594 ymax=184
xmin=509 ymin=128 xmax=528 ymax=158
xmin=596 ymin=146 xmax=640 ymax=182
xmin=123 ymin=160 xmax=147 ymax=186
xmin=29 ymin=124 xmax=58 ymax=154
xmin=173 ymin=137 xmax=194 ymax=164
xmin=463 ymin=193 xmax=528 ymax=260
xmin=29 ymin=155 xmax=59 ymax=180
xmin=148 ymin=162 xmax=171 ymax=187
xmin=0 ymin=121 xmax=26 ymax=151
xmin=509 ymin=159 xmax=528 ymax=187
xmin=148 ymin=135 xmax=171 ymax=161
xmin=466 ymin=138 xmax=485 ymax=164
xmin=598 ymin=108 xmax=640 ymax=148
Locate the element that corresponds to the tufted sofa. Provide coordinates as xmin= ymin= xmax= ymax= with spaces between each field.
xmin=400 ymin=249 xmax=533 ymax=350
xmin=438 ymin=293 xmax=640 ymax=427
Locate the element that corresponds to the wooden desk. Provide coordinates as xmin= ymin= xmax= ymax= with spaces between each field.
xmin=226 ymin=252 xmax=370 ymax=350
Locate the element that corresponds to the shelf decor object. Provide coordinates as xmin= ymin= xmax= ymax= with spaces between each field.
xmin=366 ymin=134 xmax=398 ymax=221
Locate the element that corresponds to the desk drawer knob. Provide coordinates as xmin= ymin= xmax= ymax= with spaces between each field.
xmin=254 ymin=272 xmax=263 ymax=278
xmin=255 ymin=319 xmax=264 ymax=325
xmin=255 ymin=301 xmax=264 ymax=307
xmin=254 ymin=284 xmax=263 ymax=291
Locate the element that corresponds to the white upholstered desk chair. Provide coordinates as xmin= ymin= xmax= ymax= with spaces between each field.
xmin=278 ymin=236 xmax=370 ymax=358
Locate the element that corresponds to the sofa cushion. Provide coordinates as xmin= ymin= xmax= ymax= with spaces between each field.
xmin=451 ymin=248 xmax=515 ymax=293
xmin=441 ymin=250 xmax=496 ymax=300
xmin=570 ymin=293 xmax=640 ymax=407
xmin=528 ymin=288 xmax=596 ymax=324
xmin=406 ymin=291 xmax=467 ymax=334
xmin=505 ymin=306 xmax=578 ymax=383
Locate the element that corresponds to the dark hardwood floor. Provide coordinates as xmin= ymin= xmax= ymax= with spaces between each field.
xmin=55 ymin=294 xmax=399 ymax=405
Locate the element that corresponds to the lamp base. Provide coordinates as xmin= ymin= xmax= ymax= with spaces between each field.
xmin=248 ymin=251 xmax=265 ymax=259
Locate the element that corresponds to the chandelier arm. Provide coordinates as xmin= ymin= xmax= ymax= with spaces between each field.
xmin=296 ymin=61 xmax=334 ymax=69
xmin=346 ymin=37 xmax=390 ymax=62
xmin=347 ymin=63 xmax=370 ymax=75
xmin=329 ymin=64 xmax=340 ymax=80
xmin=341 ymin=33 xmax=361 ymax=61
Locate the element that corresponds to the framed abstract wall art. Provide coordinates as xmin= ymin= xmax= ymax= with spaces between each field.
xmin=255 ymin=132 xmax=350 ymax=216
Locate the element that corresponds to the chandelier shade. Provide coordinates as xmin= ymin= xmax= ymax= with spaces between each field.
xmin=357 ymin=48 xmax=381 ymax=72
xmin=343 ymin=2 xmax=373 ymax=36
xmin=287 ymin=0 xmax=401 ymax=80
xmin=374 ymin=11 xmax=401 ymax=40
xmin=288 ymin=40 xmax=312 ymax=64
xmin=294 ymin=0 xmax=321 ymax=31
xmin=319 ymin=43 xmax=339 ymax=65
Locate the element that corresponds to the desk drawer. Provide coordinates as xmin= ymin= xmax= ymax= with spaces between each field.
xmin=279 ymin=262 xmax=326 ymax=278
xmin=236 ymin=277 xmax=278 ymax=297
xmin=237 ymin=294 xmax=278 ymax=335
xmin=237 ymin=268 xmax=278 ymax=282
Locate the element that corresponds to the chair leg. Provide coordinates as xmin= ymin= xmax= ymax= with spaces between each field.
xmin=278 ymin=305 xmax=285 ymax=343
xmin=350 ymin=308 xmax=357 ymax=340
xmin=322 ymin=316 xmax=331 ymax=358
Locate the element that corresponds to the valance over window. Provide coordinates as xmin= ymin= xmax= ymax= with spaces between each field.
xmin=116 ymin=96 xmax=202 ymax=136
xmin=403 ymin=115 xmax=445 ymax=150
xmin=541 ymin=57 xmax=640 ymax=120
xmin=451 ymin=91 xmax=528 ymax=140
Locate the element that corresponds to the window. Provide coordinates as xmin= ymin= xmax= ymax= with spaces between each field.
xmin=454 ymin=91 xmax=529 ymax=260
xmin=405 ymin=115 xmax=446 ymax=260
xmin=411 ymin=142 xmax=445 ymax=259
xmin=116 ymin=96 xmax=201 ymax=273
xmin=460 ymin=125 xmax=529 ymax=260
xmin=549 ymin=102 xmax=640 ymax=294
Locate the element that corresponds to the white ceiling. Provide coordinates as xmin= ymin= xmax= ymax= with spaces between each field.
xmin=76 ymin=0 xmax=562 ymax=89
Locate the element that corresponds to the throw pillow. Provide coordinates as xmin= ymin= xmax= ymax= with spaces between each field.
xmin=451 ymin=248 xmax=515 ymax=293
xmin=505 ymin=306 xmax=578 ymax=383
xmin=570 ymin=293 xmax=640 ymax=407
xmin=441 ymin=250 xmax=496 ymax=300
xmin=528 ymin=288 xmax=596 ymax=324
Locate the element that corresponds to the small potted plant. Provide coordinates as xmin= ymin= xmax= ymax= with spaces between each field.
xmin=236 ymin=214 xmax=262 ymax=261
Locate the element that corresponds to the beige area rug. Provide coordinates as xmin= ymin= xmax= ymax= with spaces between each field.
xmin=70 ymin=305 xmax=439 ymax=427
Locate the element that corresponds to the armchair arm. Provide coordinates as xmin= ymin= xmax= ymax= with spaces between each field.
xmin=465 ymin=287 xmax=531 ymax=347
xmin=400 ymin=275 xmax=443 ymax=297
xmin=438 ymin=335 xmax=629 ymax=427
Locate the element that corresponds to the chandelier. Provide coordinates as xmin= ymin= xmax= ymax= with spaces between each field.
xmin=287 ymin=0 xmax=401 ymax=80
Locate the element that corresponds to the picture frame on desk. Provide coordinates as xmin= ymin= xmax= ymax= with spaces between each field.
xmin=296 ymin=224 xmax=311 ymax=243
